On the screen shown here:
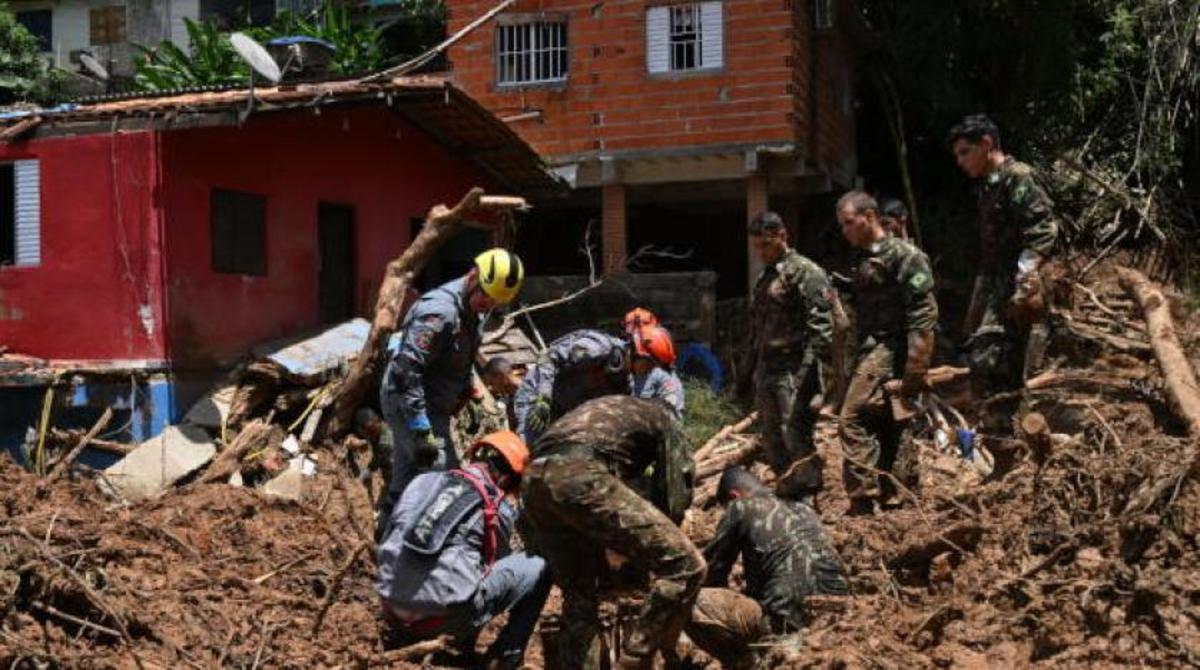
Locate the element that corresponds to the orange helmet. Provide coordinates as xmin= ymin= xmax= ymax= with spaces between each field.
xmin=623 ymin=307 xmax=659 ymax=335
xmin=467 ymin=430 xmax=530 ymax=477
xmin=632 ymin=324 xmax=676 ymax=367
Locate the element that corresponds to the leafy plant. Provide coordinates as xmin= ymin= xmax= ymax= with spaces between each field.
xmin=260 ymin=1 xmax=388 ymax=76
xmin=0 ymin=7 xmax=60 ymax=103
xmin=134 ymin=18 xmax=247 ymax=90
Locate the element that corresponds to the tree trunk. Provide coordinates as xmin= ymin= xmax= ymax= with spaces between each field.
xmin=319 ymin=188 xmax=525 ymax=440
xmin=1117 ymin=267 xmax=1200 ymax=437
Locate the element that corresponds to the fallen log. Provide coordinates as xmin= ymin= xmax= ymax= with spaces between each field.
xmin=198 ymin=420 xmax=282 ymax=484
xmin=692 ymin=413 xmax=758 ymax=463
xmin=1118 ymin=267 xmax=1200 ymax=437
xmin=695 ymin=438 xmax=759 ymax=480
xmin=321 ymin=188 xmax=527 ymax=440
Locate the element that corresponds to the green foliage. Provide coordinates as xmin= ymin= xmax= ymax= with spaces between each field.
xmin=134 ymin=2 xmax=401 ymax=91
xmin=134 ymin=18 xmax=247 ymax=90
xmin=258 ymin=1 xmax=387 ymax=75
xmin=680 ymin=378 xmax=743 ymax=451
xmin=0 ymin=7 xmax=61 ymax=103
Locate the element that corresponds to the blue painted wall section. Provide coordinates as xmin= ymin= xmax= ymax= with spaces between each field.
xmin=0 ymin=372 xmax=181 ymax=466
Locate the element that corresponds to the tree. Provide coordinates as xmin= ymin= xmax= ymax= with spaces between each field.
xmin=0 ymin=8 xmax=59 ymax=103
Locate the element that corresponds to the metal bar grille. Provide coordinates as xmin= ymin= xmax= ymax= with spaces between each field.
xmin=497 ymin=21 xmax=567 ymax=85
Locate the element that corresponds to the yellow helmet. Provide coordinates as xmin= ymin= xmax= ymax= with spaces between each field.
xmin=474 ymin=248 xmax=525 ymax=305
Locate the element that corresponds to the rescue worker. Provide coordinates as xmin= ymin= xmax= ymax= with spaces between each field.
xmin=949 ymin=114 xmax=1059 ymax=387
xmin=379 ymin=248 xmax=524 ymax=526
xmin=630 ymin=324 xmax=685 ymax=421
xmin=739 ymin=211 xmax=835 ymax=502
xmin=836 ymin=191 xmax=938 ymax=514
xmin=695 ymin=466 xmax=849 ymax=640
xmin=376 ymin=430 xmax=551 ymax=670
xmin=512 ymin=329 xmax=630 ymax=443
xmin=480 ymin=356 xmax=522 ymax=430
xmin=880 ymin=198 xmax=912 ymax=241
xmin=623 ymin=307 xmax=659 ymax=335
xmin=521 ymin=395 xmax=703 ymax=669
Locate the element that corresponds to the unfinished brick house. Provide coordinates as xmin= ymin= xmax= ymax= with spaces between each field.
xmin=446 ymin=0 xmax=863 ymax=296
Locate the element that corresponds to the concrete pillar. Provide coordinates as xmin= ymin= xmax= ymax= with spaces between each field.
xmin=746 ymin=174 xmax=769 ymax=293
xmin=602 ymin=183 xmax=627 ymax=275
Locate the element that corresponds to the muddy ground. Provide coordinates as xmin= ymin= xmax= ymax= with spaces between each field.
xmin=2 ymin=259 xmax=1199 ymax=668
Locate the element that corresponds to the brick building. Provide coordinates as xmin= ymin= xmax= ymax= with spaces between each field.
xmin=446 ymin=0 xmax=863 ymax=296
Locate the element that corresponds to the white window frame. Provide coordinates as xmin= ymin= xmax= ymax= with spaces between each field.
xmin=2 ymin=160 xmax=41 ymax=268
xmin=495 ymin=16 xmax=569 ymax=87
xmin=647 ymin=2 xmax=723 ymax=75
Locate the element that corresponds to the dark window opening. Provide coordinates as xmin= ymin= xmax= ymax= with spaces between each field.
xmin=410 ymin=218 xmax=490 ymax=292
xmin=669 ymin=4 xmax=701 ymax=71
xmin=16 ymin=10 xmax=53 ymax=52
xmin=1 ymin=165 xmax=14 ymax=265
xmin=200 ymin=0 xmax=276 ymax=29
xmin=211 ymin=188 xmax=267 ymax=276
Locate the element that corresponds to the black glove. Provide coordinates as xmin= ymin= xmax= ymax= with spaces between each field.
xmin=525 ymin=395 xmax=553 ymax=434
xmin=412 ymin=430 xmax=443 ymax=468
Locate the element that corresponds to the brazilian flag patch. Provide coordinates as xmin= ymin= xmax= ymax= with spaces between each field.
xmin=908 ymin=271 xmax=932 ymax=293
xmin=1012 ymin=181 xmax=1030 ymax=205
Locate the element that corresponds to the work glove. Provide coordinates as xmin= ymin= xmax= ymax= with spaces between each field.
xmin=525 ymin=395 xmax=553 ymax=434
xmin=1007 ymin=272 xmax=1046 ymax=326
xmin=406 ymin=414 xmax=441 ymax=468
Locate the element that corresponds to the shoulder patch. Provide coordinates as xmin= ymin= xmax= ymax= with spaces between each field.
xmin=908 ymin=270 xmax=932 ymax=293
xmin=1012 ymin=181 xmax=1030 ymax=205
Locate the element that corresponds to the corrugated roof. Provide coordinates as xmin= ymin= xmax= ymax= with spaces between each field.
xmin=0 ymin=76 xmax=563 ymax=195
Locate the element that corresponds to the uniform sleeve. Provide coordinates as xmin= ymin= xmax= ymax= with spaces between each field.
xmin=798 ymin=265 xmax=835 ymax=361
xmin=386 ymin=308 xmax=453 ymax=421
xmin=651 ymin=370 xmax=685 ymax=420
xmin=703 ymin=502 xmax=745 ymax=587
xmin=897 ymin=249 xmax=939 ymax=333
xmin=1009 ymin=170 xmax=1059 ymax=259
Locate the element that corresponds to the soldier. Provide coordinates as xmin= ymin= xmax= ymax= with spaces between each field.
xmin=379 ymin=249 xmax=524 ymax=526
xmin=836 ymin=191 xmax=938 ymax=513
xmin=880 ymin=198 xmax=912 ymax=241
xmin=521 ymin=396 xmax=703 ymax=669
xmin=949 ymin=114 xmax=1059 ymax=388
xmin=700 ymin=467 xmax=849 ymax=630
xmin=739 ymin=211 xmax=835 ymax=502
xmin=512 ymin=329 xmax=630 ymax=443
xmin=630 ymin=323 xmax=685 ymax=421
xmin=376 ymin=431 xmax=550 ymax=670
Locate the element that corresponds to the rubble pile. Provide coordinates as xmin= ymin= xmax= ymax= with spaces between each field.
xmin=2 ymin=258 xmax=1199 ymax=668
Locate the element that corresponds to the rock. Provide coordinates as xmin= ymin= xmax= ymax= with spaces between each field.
xmin=181 ymin=385 xmax=236 ymax=430
xmin=99 ymin=425 xmax=216 ymax=501
xmin=261 ymin=457 xmax=305 ymax=501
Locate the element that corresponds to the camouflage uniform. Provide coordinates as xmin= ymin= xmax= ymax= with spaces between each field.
xmin=522 ymin=396 xmax=703 ymax=669
xmin=840 ymin=236 xmax=938 ymax=502
xmin=513 ymin=329 xmax=630 ymax=443
xmin=702 ymin=493 xmax=848 ymax=631
xmin=745 ymin=249 xmax=835 ymax=499
xmin=965 ymin=157 xmax=1059 ymax=387
xmin=632 ymin=366 xmax=685 ymax=421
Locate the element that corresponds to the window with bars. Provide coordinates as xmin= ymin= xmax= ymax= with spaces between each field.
xmin=647 ymin=2 xmax=723 ymax=74
xmin=814 ymin=0 xmax=834 ymax=30
xmin=89 ymin=6 xmax=126 ymax=46
xmin=496 ymin=19 xmax=568 ymax=86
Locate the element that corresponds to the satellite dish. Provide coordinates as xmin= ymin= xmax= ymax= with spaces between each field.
xmin=79 ymin=53 xmax=109 ymax=81
xmin=230 ymin=32 xmax=282 ymax=84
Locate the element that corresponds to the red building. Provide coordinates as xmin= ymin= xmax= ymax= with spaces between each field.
xmin=445 ymin=0 xmax=863 ymax=296
xmin=0 ymin=76 xmax=552 ymax=448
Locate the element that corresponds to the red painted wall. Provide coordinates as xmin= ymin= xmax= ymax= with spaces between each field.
xmin=0 ymin=132 xmax=167 ymax=361
xmin=160 ymin=105 xmax=489 ymax=367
